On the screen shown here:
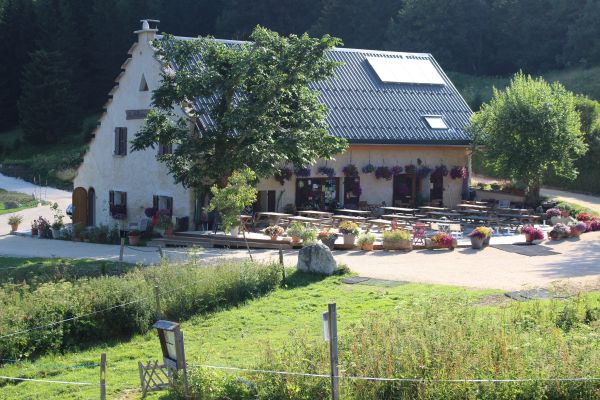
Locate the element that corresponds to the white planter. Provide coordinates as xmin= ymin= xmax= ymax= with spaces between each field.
xmin=230 ymin=227 xmax=239 ymax=237
xmin=343 ymin=234 xmax=356 ymax=246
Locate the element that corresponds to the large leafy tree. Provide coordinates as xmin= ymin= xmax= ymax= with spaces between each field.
xmin=468 ymin=72 xmax=586 ymax=205
xmin=132 ymin=26 xmax=347 ymax=195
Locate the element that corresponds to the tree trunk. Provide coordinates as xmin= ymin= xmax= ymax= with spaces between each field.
xmin=525 ymin=179 xmax=541 ymax=207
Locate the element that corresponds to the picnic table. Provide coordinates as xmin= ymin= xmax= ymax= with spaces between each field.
xmin=382 ymin=214 xmax=418 ymax=221
xmin=287 ymin=215 xmax=322 ymax=225
xmin=419 ymin=206 xmax=449 ymax=212
xmin=457 ymin=203 xmax=489 ymax=211
xmin=239 ymin=214 xmax=254 ymax=232
xmin=254 ymin=212 xmax=292 ymax=225
xmin=366 ymin=218 xmax=394 ymax=230
xmin=331 ymin=215 xmax=367 ymax=224
xmin=335 ymin=208 xmax=372 ymax=216
xmin=381 ymin=206 xmax=417 ymax=215
xmin=497 ymin=213 xmax=541 ymax=224
xmin=424 ymin=211 xmax=463 ymax=220
xmin=297 ymin=210 xmax=333 ymax=218
xmin=496 ymin=208 xmax=529 ymax=215
xmin=461 ymin=214 xmax=501 ymax=225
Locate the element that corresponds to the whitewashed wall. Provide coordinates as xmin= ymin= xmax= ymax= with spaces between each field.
xmin=257 ymin=145 xmax=469 ymax=211
xmin=74 ymin=28 xmax=193 ymax=228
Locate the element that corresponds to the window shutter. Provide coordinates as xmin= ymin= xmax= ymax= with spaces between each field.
xmin=114 ymin=129 xmax=119 ymax=155
xmin=122 ymin=192 xmax=127 ymax=207
xmin=166 ymin=197 xmax=173 ymax=216
xmin=109 ymin=190 xmax=115 ymax=206
xmin=120 ymin=128 xmax=127 ymax=155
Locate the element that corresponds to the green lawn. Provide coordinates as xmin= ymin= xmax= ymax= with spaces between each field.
xmin=0 ymin=265 xmax=498 ymax=400
xmin=0 ymin=188 xmax=37 ymax=216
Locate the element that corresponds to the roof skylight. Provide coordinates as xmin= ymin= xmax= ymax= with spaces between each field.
xmin=423 ymin=116 xmax=448 ymax=129
xmin=367 ymin=56 xmax=445 ymax=85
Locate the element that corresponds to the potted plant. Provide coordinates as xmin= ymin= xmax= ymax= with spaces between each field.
xmin=265 ymin=225 xmax=284 ymax=240
xmin=521 ymin=225 xmax=545 ymax=243
xmin=36 ymin=216 xmax=51 ymax=239
xmin=430 ymin=232 xmax=455 ymax=250
xmin=301 ymin=227 xmax=318 ymax=245
xmin=382 ymin=229 xmax=412 ymax=251
xmin=128 ymin=229 xmax=141 ymax=246
xmin=570 ymin=222 xmax=587 ymax=238
xmin=468 ymin=226 xmax=492 ymax=249
xmin=549 ymin=223 xmax=570 ymax=240
xmin=154 ymin=209 xmax=173 ymax=236
xmin=287 ymin=222 xmax=306 ymax=244
xmin=545 ymin=208 xmax=561 ymax=225
xmin=8 ymin=215 xmax=23 ymax=233
xmin=318 ymin=229 xmax=338 ymax=250
xmin=339 ymin=221 xmax=360 ymax=246
xmin=50 ymin=202 xmax=64 ymax=239
xmin=357 ymin=233 xmax=376 ymax=251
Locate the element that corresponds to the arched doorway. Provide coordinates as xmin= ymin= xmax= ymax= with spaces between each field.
xmin=87 ymin=187 xmax=95 ymax=226
xmin=72 ymin=187 xmax=88 ymax=226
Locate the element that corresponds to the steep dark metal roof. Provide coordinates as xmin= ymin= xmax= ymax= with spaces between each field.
xmin=170 ymin=37 xmax=472 ymax=146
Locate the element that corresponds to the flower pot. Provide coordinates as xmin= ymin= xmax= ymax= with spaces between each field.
xmin=291 ymin=236 xmax=301 ymax=244
xmin=51 ymin=228 xmax=61 ymax=239
xmin=271 ymin=235 xmax=279 ymax=241
xmin=343 ymin=234 xmax=356 ymax=246
xmin=321 ymin=238 xmax=337 ymax=250
xmin=470 ymin=236 xmax=484 ymax=249
xmin=361 ymin=243 xmax=374 ymax=251
xmin=383 ymin=239 xmax=412 ymax=251
xmin=128 ymin=234 xmax=141 ymax=246
xmin=483 ymin=236 xmax=491 ymax=246
xmin=525 ymin=233 xmax=533 ymax=243
xmin=10 ymin=224 xmax=19 ymax=232
xmin=230 ymin=227 xmax=239 ymax=237
xmin=165 ymin=226 xmax=174 ymax=237
xmin=570 ymin=230 xmax=582 ymax=238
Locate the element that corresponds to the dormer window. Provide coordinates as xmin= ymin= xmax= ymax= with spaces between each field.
xmin=139 ymin=74 xmax=149 ymax=91
xmin=423 ymin=115 xmax=447 ymax=129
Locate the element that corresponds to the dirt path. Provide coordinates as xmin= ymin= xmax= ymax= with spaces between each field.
xmin=540 ymin=188 xmax=600 ymax=213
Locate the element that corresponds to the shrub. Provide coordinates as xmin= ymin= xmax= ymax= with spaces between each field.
xmin=3 ymin=201 xmax=19 ymax=209
xmin=286 ymin=222 xmax=306 ymax=238
xmin=0 ymin=261 xmax=281 ymax=360
xmin=357 ymin=233 xmax=376 ymax=246
xmin=300 ymin=228 xmax=317 ymax=244
xmin=383 ymin=229 xmax=410 ymax=242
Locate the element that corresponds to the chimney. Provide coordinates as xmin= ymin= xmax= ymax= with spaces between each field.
xmin=134 ymin=19 xmax=159 ymax=45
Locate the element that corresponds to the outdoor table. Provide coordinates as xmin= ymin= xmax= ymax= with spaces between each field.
xmin=366 ymin=218 xmax=394 ymax=230
xmin=331 ymin=215 xmax=367 ymax=224
xmin=254 ymin=212 xmax=292 ymax=225
xmin=457 ymin=203 xmax=489 ymax=211
xmin=381 ymin=206 xmax=418 ymax=215
xmin=239 ymin=214 xmax=254 ymax=232
xmin=297 ymin=210 xmax=333 ymax=218
xmin=382 ymin=214 xmax=418 ymax=221
xmin=497 ymin=208 xmax=529 ymax=215
xmin=335 ymin=209 xmax=372 ymax=216
xmin=461 ymin=215 xmax=501 ymax=224
xmin=419 ymin=206 xmax=449 ymax=212
xmin=287 ymin=215 xmax=322 ymax=225
xmin=425 ymin=211 xmax=463 ymax=220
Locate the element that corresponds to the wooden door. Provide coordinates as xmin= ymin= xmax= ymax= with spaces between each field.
xmin=72 ymin=187 xmax=88 ymax=226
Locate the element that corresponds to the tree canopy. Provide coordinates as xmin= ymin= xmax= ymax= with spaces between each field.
xmin=468 ymin=72 xmax=587 ymax=204
xmin=131 ymin=26 xmax=347 ymax=192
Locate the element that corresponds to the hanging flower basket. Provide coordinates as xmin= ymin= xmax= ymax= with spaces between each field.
xmin=362 ymin=163 xmax=375 ymax=174
xmin=450 ymin=166 xmax=468 ymax=180
xmin=274 ymin=167 xmax=293 ymax=185
xmin=404 ymin=164 xmax=416 ymax=174
xmin=390 ymin=165 xmax=403 ymax=176
xmin=342 ymin=164 xmax=359 ymax=177
xmin=294 ymin=167 xmax=311 ymax=177
xmin=317 ymin=166 xmax=335 ymax=177
xmin=416 ymin=166 xmax=432 ymax=179
xmin=375 ymin=166 xmax=393 ymax=180
xmin=431 ymin=165 xmax=448 ymax=179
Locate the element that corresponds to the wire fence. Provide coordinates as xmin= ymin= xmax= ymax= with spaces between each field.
xmin=0 ymin=375 xmax=97 ymax=386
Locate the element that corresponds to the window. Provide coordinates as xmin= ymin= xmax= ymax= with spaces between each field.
xmin=109 ymin=190 xmax=127 ymax=219
xmin=114 ymin=127 xmax=127 ymax=155
xmin=153 ymin=195 xmax=173 ymax=216
xmin=158 ymin=142 xmax=172 ymax=155
xmin=423 ymin=116 xmax=448 ymax=130
xmin=139 ymin=74 xmax=149 ymax=91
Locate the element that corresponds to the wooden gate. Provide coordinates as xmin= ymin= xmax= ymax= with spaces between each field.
xmin=72 ymin=187 xmax=88 ymax=226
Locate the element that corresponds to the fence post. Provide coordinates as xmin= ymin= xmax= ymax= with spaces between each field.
xmin=119 ymin=238 xmax=125 ymax=262
xmin=279 ymin=247 xmax=286 ymax=286
xmin=328 ymin=303 xmax=339 ymax=400
xmin=100 ymin=353 xmax=106 ymax=400
xmin=154 ymin=285 xmax=161 ymax=318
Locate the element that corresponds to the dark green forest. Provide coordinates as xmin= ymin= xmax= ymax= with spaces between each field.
xmin=2 ymin=0 xmax=600 ymax=135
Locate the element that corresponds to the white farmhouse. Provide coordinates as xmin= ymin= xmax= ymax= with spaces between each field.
xmin=73 ymin=21 xmax=473 ymax=230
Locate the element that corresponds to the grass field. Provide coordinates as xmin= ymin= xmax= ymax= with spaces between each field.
xmin=1 ymin=255 xmax=600 ymax=399
xmin=0 ymin=189 xmax=37 ymax=216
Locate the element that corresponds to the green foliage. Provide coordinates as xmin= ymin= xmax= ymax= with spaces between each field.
xmin=18 ymin=50 xmax=79 ymax=145
xmin=382 ymin=229 xmax=410 ymax=242
xmin=357 ymin=232 xmax=375 ymax=245
xmin=132 ymin=27 xmax=347 ymax=191
xmin=0 ymin=260 xmax=281 ymax=360
xmin=469 ymin=72 xmax=586 ymax=204
xmin=206 ymin=168 xmax=258 ymax=232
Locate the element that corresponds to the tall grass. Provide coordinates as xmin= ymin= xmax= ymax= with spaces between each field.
xmin=0 ymin=260 xmax=281 ymax=361
xmin=185 ymin=295 xmax=600 ymax=399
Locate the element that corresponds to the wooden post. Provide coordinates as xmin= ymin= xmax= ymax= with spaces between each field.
xmin=175 ymin=331 xmax=189 ymax=398
xmin=119 ymin=237 xmax=125 ymax=262
xmin=158 ymin=246 xmax=164 ymax=258
xmin=154 ymin=285 xmax=161 ymax=318
xmin=100 ymin=353 xmax=106 ymax=400
xmin=279 ymin=247 xmax=286 ymax=286
xmin=328 ymin=303 xmax=339 ymax=400
xmin=242 ymin=229 xmax=253 ymax=262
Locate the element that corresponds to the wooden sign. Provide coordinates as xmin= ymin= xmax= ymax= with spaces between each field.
xmin=126 ymin=109 xmax=150 ymax=120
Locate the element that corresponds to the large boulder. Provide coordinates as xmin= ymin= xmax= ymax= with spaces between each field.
xmin=297 ymin=243 xmax=337 ymax=275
